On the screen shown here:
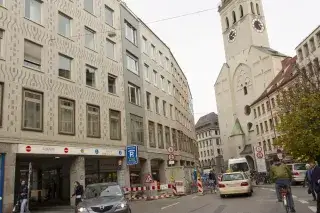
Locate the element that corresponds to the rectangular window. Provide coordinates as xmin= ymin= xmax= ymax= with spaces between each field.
xmin=172 ymin=129 xmax=177 ymax=150
xmin=157 ymin=124 xmax=164 ymax=149
xmin=310 ymin=37 xmax=316 ymax=52
xmin=256 ymin=125 xmax=259 ymax=135
xmin=155 ymin=97 xmax=159 ymax=113
xmin=87 ymin=104 xmax=100 ymax=137
xmin=257 ymin=106 xmax=261 ymax=116
xmin=269 ymin=118 xmax=274 ymax=130
xmin=165 ymin=126 xmax=171 ymax=148
xmin=125 ymin=21 xmax=137 ymax=44
xmin=58 ymin=98 xmax=75 ymax=134
xmin=165 ymin=57 xmax=169 ymax=70
xmin=146 ymin=92 xmax=151 ymax=110
xmin=303 ymin=43 xmax=309 ymax=57
xmin=85 ymin=27 xmax=95 ymax=49
xmin=110 ymin=109 xmax=121 ymax=140
xmin=271 ymin=98 xmax=275 ymax=108
xmin=163 ymin=101 xmax=166 ymax=116
xmin=105 ymin=5 xmax=114 ymax=26
xmin=167 ymin=81 xmax=171 ymax=94
xmin=24 ymin=39 xmax=42 ymax=70
xmin=316 ymin=32 xmax=320 ymax=46
xmin=130 ymin=114 xmax=143 ymax=145
xmin=84 ymin=0 xmax=93 ymax=14
xmin=25 ymin=0 xmax=42 ymax=23
xmin=158 ymin=51 xmax=163 ymax=66
xmin=161 ymin=76 xmax=165 ymax=90
xmin=153 ymin=70 xmax=157 ymax=86
xmin=108 ymin=74 xmax=116 ymax=94
xmin=142 ymin=37 xmax=148 ymax=53
xmin=151 ymin=44 xmax=156 ymax=59
xmin=267 ymin=139 xmax=272 ymax=151
xmin=58 ymin=54 xmax=72 ymax=79
xmin=264 ymin=120 xmax=268 ymax=131
xmin=144 ymin=64 xmax=149 ymax=80
xmin=254 ymin=109 xmax=257 ymax=118
xmin=261 ymin=104 xmax=265 ymax=114
xmin=314 ymin=58 xmax=320 ymax=72
xmin=260 ymin=123 xmax=264 ymax=133
xmin=266 ymin=101 xmax=270 ymax=111
xmin=263 ymin=141 xmax=267 ymax=152
xmin=169 ymin=104 xmax=173 ymax=119
xmin=148 ymin=121 xmax=156 ymax=148
xmin=128 ymin=83 xmax=141 ymax=105
xmin=58 ymin=12 xmax=71 ymax=37
xmin=298 ymin=49 xmax=303 ymax=61
xmin=22 ymin=89 xmax=43 ymax=131
xmin=85 ymin=64 xmax=96 ymax=87
xmin=126 ymin=52 xmax=139 ymax=74
xmin=106 ymin=39 xmax=115 ymax=59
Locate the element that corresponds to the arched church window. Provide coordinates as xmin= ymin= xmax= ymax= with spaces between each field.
xmin=250 ymin=2 xmax=255 ymax=14
xmin=225 ymin=17 xmax=230 ymax=29
xmin=239 ymin=5 xmax=244 ymax=18
xmin=232 ymin=11 xmax=236 ymax=23
xmin=244 ymin=86 xmax=248 ymax=95
xmin=256 ymin=3 xmax=260 ymax=15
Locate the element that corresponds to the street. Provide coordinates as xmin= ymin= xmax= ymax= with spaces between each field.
xmin=130 ymin=186 xmax=318 ymax=213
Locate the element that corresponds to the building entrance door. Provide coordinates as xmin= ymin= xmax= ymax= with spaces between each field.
xmin=0 ymin=153 xmax=5 ymax=212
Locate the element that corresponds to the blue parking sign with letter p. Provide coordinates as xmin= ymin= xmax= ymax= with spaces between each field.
xmin=126 ymin=145 xmax=139 ymax=165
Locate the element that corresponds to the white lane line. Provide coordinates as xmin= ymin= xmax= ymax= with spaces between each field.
xmin=292 ymin=195 xmax=297 ymax=199
xmin=269 ymin=189 xmax=276 ymax=192
xmin=192 ymin=196 xmax=198 ymax=199
xmin=308 ymin=206 xmax=317 ymax=212
xmin=261 ymin=187 xmax=267 ymax=190
xmin=298 ymin=199 xmax=309 ymax=204
xmin=161 ymin=202 xmax=180 ymax=210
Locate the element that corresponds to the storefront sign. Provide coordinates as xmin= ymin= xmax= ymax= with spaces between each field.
xmin=17 ymin=144 xmax=125 ymax=157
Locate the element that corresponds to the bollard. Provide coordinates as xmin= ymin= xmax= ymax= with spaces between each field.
xmin=197 ymin=178 xmax=204 ymax=195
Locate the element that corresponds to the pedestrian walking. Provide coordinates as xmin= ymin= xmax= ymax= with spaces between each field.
xmin=19 ymin=180 xmax=28 ymax=213
xmin=311 ymin=159 xmax=320 ymax=213
xmin=305 ymin=162 xmax=316 ymax=201
xmin=71 ymin=181 xmax=84 ymax=212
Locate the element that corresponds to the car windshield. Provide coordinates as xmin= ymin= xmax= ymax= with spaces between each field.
xmin=230 ymin=163 xmax=249 ymax=172
xmin=222 ymin=173 xmax=244 ymax=181
xmin=294 ymin=164 xmax=306 ymax=170
xmin=84 ymin=184 xmax=123 ymax=199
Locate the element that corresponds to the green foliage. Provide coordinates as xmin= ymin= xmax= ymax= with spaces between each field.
xmin=274 ymin=64 xmax=320 ymax=160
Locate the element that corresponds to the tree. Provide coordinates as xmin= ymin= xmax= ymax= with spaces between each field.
xmin=274 ymin=59 xmax=320 ymax=160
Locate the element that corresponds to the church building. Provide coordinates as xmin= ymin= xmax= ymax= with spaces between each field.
xmin=214 ymin=0 xmax=289 ymax=168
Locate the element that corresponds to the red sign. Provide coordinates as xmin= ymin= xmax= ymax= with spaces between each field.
xmin=145 ymin=174 xmax=153 ymax=183
xmin=256 ymin=152 xmax=264 ymax=159
xmin=64 ymin=148 xmax=69 ymax=153
xmin=26 ymin=146 xmax=31 ymax=152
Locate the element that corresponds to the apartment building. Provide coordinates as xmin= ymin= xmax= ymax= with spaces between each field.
xmin=0 ymin=0 xmax=127 ymax=211
xmin=195 ymin=112 xmax=223 ymax=171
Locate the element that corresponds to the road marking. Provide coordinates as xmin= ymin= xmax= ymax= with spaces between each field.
xmin=308 ymin=206 xmax=317 ymax=212
xmin=261 ymin=187 xmax=267 ymax=190
xmin=269 ymin=189 xmax=275 ymax=192
xmin=192 ymin=195 xmax=198 ymax=199
xmin=161 ymin=202 xmax=180 ymax=210
xmin=298 ymin=199 xmax=309 ymax=204
xmin=292 ymin=195 xmax=297 ymax=199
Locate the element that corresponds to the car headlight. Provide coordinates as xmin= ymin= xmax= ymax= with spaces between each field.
xmin=78 ymin=207 xmax=89 ymax=212
xmin=115 ymin=202 xmax=128 ymax=211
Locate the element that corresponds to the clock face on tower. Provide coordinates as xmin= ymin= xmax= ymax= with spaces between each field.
xmin=252 ymin=19 xmax=265 ymax=33
xmin=228 ymin=29 xmax=237 ymax=43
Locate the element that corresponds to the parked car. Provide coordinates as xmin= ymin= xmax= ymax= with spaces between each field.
xmin=286 ymin=163 xmax=307 ymax=185
xmin=77 ymin=182 xmax=131 ymax=213
xmin=218 ymin=172 xmax=253 ymax=198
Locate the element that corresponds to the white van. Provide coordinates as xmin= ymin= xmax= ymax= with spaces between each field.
xmin=228 ymin=158 xmax=250 ymax=174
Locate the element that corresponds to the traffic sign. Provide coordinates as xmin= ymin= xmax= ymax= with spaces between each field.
xmin=256 ymin=152 xmax=264 ymax=159
xmin=167 ymin=146 xmax=174 ymax=153
xmin=64 ymin=148 xmax=69 ymax=153
xmin=145 ymin=174 xmax=153 ymax=183
xmin=168 ymin=154 xmax=175 ymax=160
xmin=168 ymin=160 xmax=175 ymax=165
xmin=126 ymin=145 xmax=139 ymax=165
xmin=26 ymin=146 xmax=31 ymax=152
xmin=255 ymin=146 xmax=263 ymax=152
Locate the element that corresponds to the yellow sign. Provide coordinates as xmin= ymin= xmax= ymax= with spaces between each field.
xmin=171 ymin=176 xmax=174 ymax=181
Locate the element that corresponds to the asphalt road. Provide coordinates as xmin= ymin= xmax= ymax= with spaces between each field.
xmin=130 ymin=187 xmax=318 ymax=213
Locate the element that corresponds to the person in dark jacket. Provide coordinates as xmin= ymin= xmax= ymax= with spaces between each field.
xmin=311 ymin=160 xmax=320 ymax=213
xmin=19 ymin=180 xmax=28 ymax=213
xmin=305 ymin=162 xmax=317 ymax=201
xmin=71 ymin=181 xmax=84 ymax=210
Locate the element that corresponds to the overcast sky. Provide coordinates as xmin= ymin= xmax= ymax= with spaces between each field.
xmin=123 ymin=0 xmax=319 ymax=122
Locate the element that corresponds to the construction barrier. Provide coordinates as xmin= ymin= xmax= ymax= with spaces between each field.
xmin=197 ymin=179 xmax=203 ymax=195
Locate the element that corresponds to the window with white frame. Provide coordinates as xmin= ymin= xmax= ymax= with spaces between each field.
xmin=22 ymin=89 xmax=43 ymax=131
xmin=108 ymin=74 xmax=116 ymax=94
xmin=105 ymin=5 xmax=114 ymax=26
xmin=161 ymin=76 xmax=165 ymax=91
xmin=58 ymin=12 xmax=71 ymax=37
xmin=0 ymin=29 xmax=4 ymax=57
xmin=148 ymin=121 xmax=156 ymax=148
xmin=130 ymin=114 xmax=144 ymax=145
xmin=144 ymin=64 xmax=149 ymax=81
xmin=87 ymin=104 xmax=100 ymax=137
xmin=24 ymin=39 xmax=42 ymax=70
xmin=165 ymin=57 xmax=169 ymax=70
xmin=85 ymin=64 xmax=96 ymax=87
xmin=155 ymin=97 xmax=159 ymax=114
xmin=109 ymin=109 xmax=121 ymax=140
xmin=85 ymin=27 xmax=95 ymax=50
xmin=151 ymin=44 xmax=155 ymax=59
xmin=142 ymin=37 xmax=148 ymax=54
xmin=125 ymin=21 xmax=137 ymax=44
xmin=153 ymin=70 xmax=157 ymax=86
xmin=158 ymin=51 xmax=163 ymax=66
xmin=128 ymin=83 xmax=141 ymax=105
xmin=106 ymin=39 xmax=115 ymax=59
xmin=84 ymin=0 xmax=93 ymax=14
xmin=0 ymin=82 xmax=2 ymax=127
xmin=163 ymin=100 xmax=166 ymax=116
xmin=167 ymin=81 xmax=171 ymax=94
xmin=58 ymin=54 xmax=72 ymax=79
xmin=25 ymin=0 xmax=42 ymax=24
xmin=169 ymin=104 xmax=173 ymax=119
xmin=126 ymin=52 xmax=139 ymax=74
xmin=58 ymin=98 xmax=75 ymax=134
xmin=146 ymin=92 xmax=151 ymax=110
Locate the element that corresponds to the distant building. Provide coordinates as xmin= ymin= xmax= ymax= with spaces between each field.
xmin=195 ymin=112 xmax=224 ymax=171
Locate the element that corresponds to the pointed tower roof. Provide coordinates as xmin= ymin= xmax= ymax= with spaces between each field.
xmin=230 ymin=118 xmax=244 ymax=137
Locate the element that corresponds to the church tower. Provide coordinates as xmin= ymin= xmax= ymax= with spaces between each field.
xmin=218 ymin=0 xmax=270 ymax=61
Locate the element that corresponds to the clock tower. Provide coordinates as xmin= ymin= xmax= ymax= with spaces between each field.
xmin=218 ymin=0 xmax=270 ymax=61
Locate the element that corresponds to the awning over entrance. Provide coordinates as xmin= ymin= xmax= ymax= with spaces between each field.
xmin=240 ymin=144 xmax=253 ymax=155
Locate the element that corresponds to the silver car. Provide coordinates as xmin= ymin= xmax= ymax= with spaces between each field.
xmin=77 ymin=182 xmax=131 ymax=213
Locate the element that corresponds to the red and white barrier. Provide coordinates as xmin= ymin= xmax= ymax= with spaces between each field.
xmin=124 ymin=183 xmax=176 ymax=201
xmin=197 ymin=179 xmax=203 ymax=195
xmin=123 ymin=184 xmax=174 ymax=192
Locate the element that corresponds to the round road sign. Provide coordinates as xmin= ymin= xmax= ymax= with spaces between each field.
xmin=167 ymin=146 xmax=174 ymax=153
xmin=168 ymin=154 xmax=175 ymax=160
xmin=256 ymin=152 xmax=264 ymax=159
xmin=26 ymin=146 xmax=31 ymax=152
xmin=64 ymin=148 xmax=69 ymax=153
xmin=256 ymin=146 xmax=263 ymax=152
